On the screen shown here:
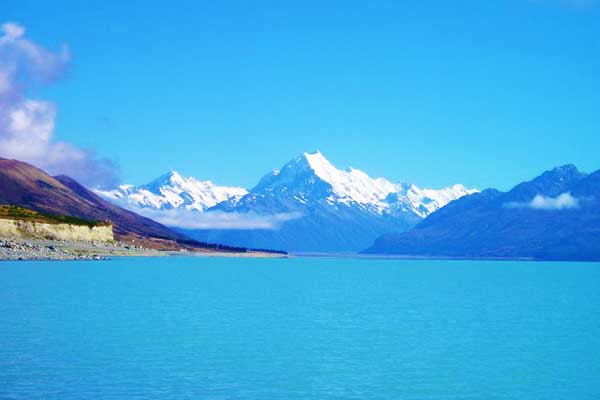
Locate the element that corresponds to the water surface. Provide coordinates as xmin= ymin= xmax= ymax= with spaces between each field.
xmin=1 ymin=257 xmax=599 ymax=399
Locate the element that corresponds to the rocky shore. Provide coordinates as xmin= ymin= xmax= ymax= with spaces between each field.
xmin=0 ymin=238 xmax=160 ymax=261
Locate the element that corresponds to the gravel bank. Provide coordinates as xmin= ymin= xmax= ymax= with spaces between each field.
xmin=0 ymin=238 xmax=161 ymax=261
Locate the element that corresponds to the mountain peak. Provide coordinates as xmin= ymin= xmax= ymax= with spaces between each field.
xmin=506 ymin=163 xmax=586 ymax=201
xmin=552 ymin=163 xmax=578 ymax=171
xmin=304 ymin=150 xmax=323 ymax=157
xmin=149 ymin=170 xmax=185 ymax=185
xmin=535 ymin=164 xmax=585 ymax=185
xmin=302 ymin=151 xmax=341 ymax=181
xmin=249 ymin=151 xmax=477 ymax=215
xmin=548 ymin=164 xmax=582 ymax=177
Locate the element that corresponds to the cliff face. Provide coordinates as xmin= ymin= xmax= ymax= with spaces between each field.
xmin=0 ymin=218 xmax=114 ymax=242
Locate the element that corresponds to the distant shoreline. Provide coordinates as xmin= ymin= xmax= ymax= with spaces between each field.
xmin=292 ymin=252 xmax=600 ymax=263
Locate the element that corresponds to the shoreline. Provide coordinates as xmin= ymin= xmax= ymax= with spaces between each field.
xmin=0 ymin=238 xmax=287 ymax=261
xmin=0 ymin=238 xmax=161 ymax=261
xmin=167 ymin=250 xmax=288 ymax=259
xmin=293 ymin=252 xmax=600 ymax=263
xmin=3 ymin=239 xmax=595 ymax=262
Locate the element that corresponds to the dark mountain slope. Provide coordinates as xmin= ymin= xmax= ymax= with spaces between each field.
xmin=364 ymin=165 xmax=600 ymax=261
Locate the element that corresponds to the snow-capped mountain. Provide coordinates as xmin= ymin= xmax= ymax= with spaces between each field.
xmin=97 ymin=151 xmax=477 ymax=251
xmin=95 ymin=171 xmax=247 ymax=212
xmin=386 ymin=183 xmax=477 ymax=218
xmin=216 ymin=151 xmax=476 ymax=217
xmin=182 ymin=151 xmax=478 ymax=252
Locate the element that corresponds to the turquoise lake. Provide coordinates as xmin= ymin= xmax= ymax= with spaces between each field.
xmin=1 ymin=256 xmax=599 ymax=399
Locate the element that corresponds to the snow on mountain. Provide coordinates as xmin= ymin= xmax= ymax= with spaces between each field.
xmin=95 ymin=171 xmax=248 ymax=212
xmin=183 ymin=151 xmax=478 ymax=252
xmin=387 ymin=183 xmax=478 ymax=218
xmin=229 ymin=151 xmax=477 ymax=218
xmin=304 ymin=151 xmax=398 ymax=210
xmin=96 ymin=152 xmax=477 ymax=252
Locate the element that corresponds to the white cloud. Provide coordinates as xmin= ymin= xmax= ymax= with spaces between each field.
xmin=0 ymin=21 xmax=117 ymax=188
xmin=505 ymin=192 xmax=580 ymax=210
xmin=126 ymin=207 xmax=303 ymax=230
xmin=1 ymin=22 xmax=25 ymax=39
xmin=530 ymin=192 xmax=579 ymax=210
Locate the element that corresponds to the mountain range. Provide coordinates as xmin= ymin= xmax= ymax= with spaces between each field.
xmin=364 ymin=164 xmax=600 ymax=261
xmin=97 ymin=151 xmax=477 ymax=252
xmin=0 ymin=158 xmax=258 ymax=252
xmin=97 ymin=172 xmax=247 ymax=212
xmin=4 ymin=154 xmax=598 ymax=260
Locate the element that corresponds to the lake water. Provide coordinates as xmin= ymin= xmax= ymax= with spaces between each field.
xmin=1 ymin=256 xmax=599 ymax=399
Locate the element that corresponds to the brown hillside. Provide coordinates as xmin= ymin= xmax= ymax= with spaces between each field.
xmin=0 ymin=158 xmax=182 ymax=245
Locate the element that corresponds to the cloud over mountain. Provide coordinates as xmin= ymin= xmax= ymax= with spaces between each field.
xmin=364 ymin=164 xmax=600 ymax=260
xmin=0 ymin=22 xmax=118 ymax=188
xmin=505 ymin=192 xmax=580 ymax=210
xmin=127 ymin=207 xmax=303 ymax=230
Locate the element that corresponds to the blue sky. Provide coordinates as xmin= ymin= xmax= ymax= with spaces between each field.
xmin=3 ymin=0 xmax=599 ymax=190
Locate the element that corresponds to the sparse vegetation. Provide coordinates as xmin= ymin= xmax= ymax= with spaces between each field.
xmin=0 ymin=205 xmax=111 ymax=228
